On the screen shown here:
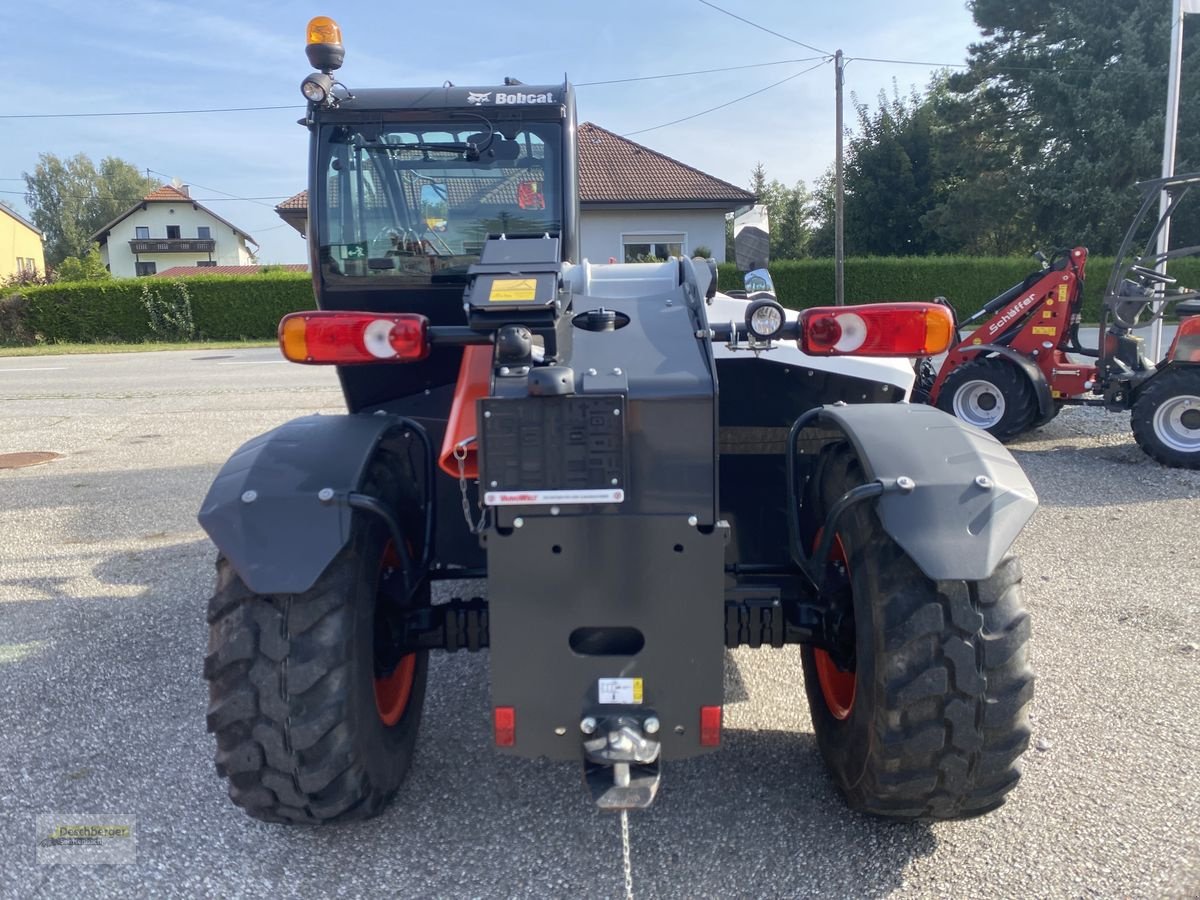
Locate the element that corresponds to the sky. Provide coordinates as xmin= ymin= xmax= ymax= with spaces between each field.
xmin=2 ymin=0 xmax=984 ymax=263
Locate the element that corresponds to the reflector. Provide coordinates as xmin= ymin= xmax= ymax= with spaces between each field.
xmin=699 ymin=705 xmax=722 ymax=747
xmin=277 ymin=311 xmax=429 ymax=364
xmin=494 ymin=706 xmax=516 ymax=747
xmin=799 ymin=303 xmax=954 ymax=357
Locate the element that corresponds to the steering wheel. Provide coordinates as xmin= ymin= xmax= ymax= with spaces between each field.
xmin=1130 ymin=264 xmax=1177 ymax=285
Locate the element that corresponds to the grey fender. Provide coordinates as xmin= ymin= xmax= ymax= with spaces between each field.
xmin=957 ymin=343 xmax=1056 ymax=426
xmin=198 ymin=413 xmax=406 ymax=595
xmin=814 ymin=403 xmax=1038 ymax=581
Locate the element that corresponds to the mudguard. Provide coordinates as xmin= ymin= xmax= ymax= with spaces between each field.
xmin=814 ymin=403 xmax=1038 ymax=581
xmin=957 ymin=343 xmax=1056 ymax=426
xmin=198 ymin=413 xmax=407 ymax=595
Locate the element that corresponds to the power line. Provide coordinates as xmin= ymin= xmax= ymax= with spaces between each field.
xmin=145 ymin=169 xmax=281 ymax=209
xmin=623 ymin=60 xmax=829 ymax=137
xmin=577 ymin=57 xmax=825 ymax=86
xmin=847 ymin=55 xmax=1104 ymax=74
xmin=694 ymin=0 xmax=831 ymax=57
xmin=0 ymin=105 xmax=300 ymax=120
xmin=0 ymin=188 xmax=289 ymax=202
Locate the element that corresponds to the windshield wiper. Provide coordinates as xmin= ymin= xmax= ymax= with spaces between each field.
xmin=408 ymin=141 xmax=479 ymax=160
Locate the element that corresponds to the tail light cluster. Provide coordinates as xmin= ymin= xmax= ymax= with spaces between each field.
xmin=798 ymin=303 xmax=954 ymax=357
xmin=279 ymin=311 xmax=430 ymax=364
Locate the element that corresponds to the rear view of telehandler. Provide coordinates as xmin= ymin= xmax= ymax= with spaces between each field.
xmin=197 ymin=17 xmax=1038 ymax=828
xmin=923 ymin=174 xmax=1200 ymax=468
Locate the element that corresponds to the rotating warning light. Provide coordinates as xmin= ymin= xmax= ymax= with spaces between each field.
xmin=305 ymin=16 xmax=345 ymax=72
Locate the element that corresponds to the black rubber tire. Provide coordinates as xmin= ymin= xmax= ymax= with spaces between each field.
xmin=936 ymin=357 xmax=1038 ymax=442
xmin=799 ymin=444 xmax=1034 ymax=820
xmin=1131 ymin=366 xmax=1200 ymax=469
xmin=204 ymin=455 xmax=429 ymax=824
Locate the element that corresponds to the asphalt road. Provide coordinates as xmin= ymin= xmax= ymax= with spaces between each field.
xmin=0 ymin=348 xmax=1197 ymax=899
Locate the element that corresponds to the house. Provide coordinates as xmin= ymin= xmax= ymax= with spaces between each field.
xmin=90 ymin=185 xmax=258 ymax=278
xmin=275 ymin=122 xmax=754 ymax=262
xmin=0 ymin=203 xmax=46 ymax=281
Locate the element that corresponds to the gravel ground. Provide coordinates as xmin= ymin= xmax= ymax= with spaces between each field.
xmin=0 ymin=349 xmax=1197 ymax=899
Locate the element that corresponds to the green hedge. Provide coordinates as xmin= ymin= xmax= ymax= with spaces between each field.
xmin=718 ymin=256 xmax=1200 ymax=323
xmin=0 ymin=273 xmax=314 ymax=345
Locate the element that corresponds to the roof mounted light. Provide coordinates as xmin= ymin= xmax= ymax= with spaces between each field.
xmin=305 ymin=16 xmax=344 ymax=73
xmin=301 ymin=72 xmax=334 ymax=104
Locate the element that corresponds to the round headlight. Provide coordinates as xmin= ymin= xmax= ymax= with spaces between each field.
xmin=745 ymin=298 xmax=786 ymax=340
xmin=301 ymin=73 xmax=332 ymax=103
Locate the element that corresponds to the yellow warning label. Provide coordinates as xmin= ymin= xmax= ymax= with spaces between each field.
xmin=1032 ymin=326 xmax=1057 ymax=336
xmin=1043 ymin=310 xmax=1053 ymax=318
xmin=489 ymin=278 xmax=537 ymax=302
xmin=972 ymin=338 xmax=983 ymax=345
xmin=632 ymin=678 xmax=643 ymax=703
xmin=1057 ymin=284 xmax=1069 ymax=302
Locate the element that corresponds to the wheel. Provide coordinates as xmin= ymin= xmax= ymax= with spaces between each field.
xmin=936 ymin=357 xmax=1038 ymax=441
xmin=204 ymin=454 xmax=429 ymax=824
xmin=1131 ymin=366 xmax=1200 ymax=468
xmin=799 ymin=444 xmax=1034 ymax=820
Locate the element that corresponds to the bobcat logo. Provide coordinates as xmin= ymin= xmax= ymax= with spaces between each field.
xmin=467 ymin=91 xmax=491 ymax=106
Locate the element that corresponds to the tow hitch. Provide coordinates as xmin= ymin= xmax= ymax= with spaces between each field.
xmin=581 ymin=716 xmax=662 ymax=810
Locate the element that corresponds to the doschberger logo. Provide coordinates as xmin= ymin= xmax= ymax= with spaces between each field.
xmin=987 ymin=293 xmax=1038 ymax=336
xmin=466 ymin=91 xmax=491 ymax=106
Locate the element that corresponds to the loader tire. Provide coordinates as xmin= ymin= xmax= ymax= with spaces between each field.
xmin=1130 ymin=366 xmax=1200 ymax=469
xmin=204 ymin=456 xmax=428 ymax=824
xmin=800 ymin=444 xmax=1034 ymax=820
xmin=936 ymin=357 xmax=1038 ymax=441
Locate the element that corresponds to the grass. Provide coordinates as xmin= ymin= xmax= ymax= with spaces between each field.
xmin=0 ymin=339 xmax=276 ymax=357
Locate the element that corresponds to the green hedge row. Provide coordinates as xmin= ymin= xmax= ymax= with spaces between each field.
xmin=0 ymin=273 xmax=315 ymax=344
xmin=717 ymin=256 xmax=1200 ymax=323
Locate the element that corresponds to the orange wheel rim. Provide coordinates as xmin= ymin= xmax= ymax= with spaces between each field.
xmin=374 ymin=539 xmax=416 ymax=726
xmin=812 ymin=530 xmax=856 ymax=720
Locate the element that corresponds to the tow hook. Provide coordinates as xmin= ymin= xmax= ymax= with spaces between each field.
xmin=582 ymin=715 xmax=662 ymax=810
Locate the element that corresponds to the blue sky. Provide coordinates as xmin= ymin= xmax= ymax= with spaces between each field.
xmin=3 ymin=0 xmax=983 ymax=263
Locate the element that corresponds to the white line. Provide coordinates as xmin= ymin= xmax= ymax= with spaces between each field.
xmin=0 ymin=366 xmax=68 ymax=372
xmin=216 ymin=360 xmax=287 ymax=366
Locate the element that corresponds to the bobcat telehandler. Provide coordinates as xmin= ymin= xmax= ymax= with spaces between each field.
xmin=198 ymin=16 xmax=1037 ymax=825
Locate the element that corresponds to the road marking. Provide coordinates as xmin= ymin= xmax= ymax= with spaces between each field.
xmin=216 ymin=360 xmax=288 ymax=366
xmin=0 ymin=366 xmax=68 ymax=372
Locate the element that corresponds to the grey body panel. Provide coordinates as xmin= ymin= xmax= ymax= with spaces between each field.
xmin=198 ymin=413 xmax=402 ymax=595
xmin=487 ymin=516 xmax=726 ymax=761
xmin=815 ymin=404 xmax=1038 ymax=581
xmin=958 ymin=343 xmax=1056 ymax=425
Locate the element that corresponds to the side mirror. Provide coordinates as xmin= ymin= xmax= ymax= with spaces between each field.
xmin=734 ymin=204 xmax=770 ymax=272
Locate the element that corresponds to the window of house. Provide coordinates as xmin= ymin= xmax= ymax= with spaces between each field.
xmin=622 ymin=233 xmax=685 ymax=263
xmin=166 ymin=225 xmax=181 ymax=239
xmin=197 ymin=226 xmax=211 ymax=240
xmin=135 ymin=261 xmax=157 ymax=276
xmin=135 ymin=226 xmax=150 ymax=239
xmin=196 ymin=260 xmax=217 ymax=267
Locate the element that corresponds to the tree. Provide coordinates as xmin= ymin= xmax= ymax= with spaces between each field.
xmin=945 ymin=0 xmax=1200 ymax=253
xmin=23 ymin=154 xmax=158 ymax=266
xmin=745 ymin=162 xmax=814 ymax=261
xmin=54 ymin=244 xmax=111 ymax=283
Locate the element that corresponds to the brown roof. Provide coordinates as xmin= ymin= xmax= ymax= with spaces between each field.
xmin=577 ymin=123 xmax=754 ymax=205
xmin=155 ymin=264 xmax=308 ymax=277
xmin=90 ymin=183 xmax=258 ymax=246
xmin=275 ymin=123 xmax=754 ymax=216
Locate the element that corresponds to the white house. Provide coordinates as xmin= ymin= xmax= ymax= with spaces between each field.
xmin=275 ymin=123 xmax=754 ymax=262
xmin=91 ymin=184 xmax=258 ymax=277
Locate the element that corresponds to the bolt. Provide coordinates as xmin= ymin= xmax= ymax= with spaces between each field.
xmin=580 ymin=717 xmax=597 ymax=735
xmin=687 ymin=515 xmax=699 ymax=527
xmin=613 ymin=408 xmax=621 ymax=416
xmin=586 ymin=368 xmax=598 ymax=376
xmin=975 ymin=475 xmax=994 ymax=490
xmin=644 ymin=716 xmax=660 ymax=734
xmin=896 ymin=476 xmax=916 ymax=493
xmin=317 ymin=487 xmax=334 ymax=503
xmin=550 ymin=506 xmax=561 ymax=516
xmin=611 ymin=478 xmax=619 ymax=486
xmin=833 ymin=400 xmax=847 ymax=407
xmin=490 ymin=480 xmax=498 ymax=487
xmin=483 ymin=410 xmax=492 ymax=418
xmin=513 ymin=517 xmax=524 ymax=528
xmin=241 ymin=490 xmax=257 ymax=503
xmin=499 ymin=366 xmax=510 ymax=376
xmin=612 ymin=367 xmax=623 ymax=375
xmin=554 ymin=726 xmax=567 ymax=736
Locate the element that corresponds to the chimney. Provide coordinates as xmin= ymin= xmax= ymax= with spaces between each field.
xmin=179 ymin=184 xmax=190 ymax=197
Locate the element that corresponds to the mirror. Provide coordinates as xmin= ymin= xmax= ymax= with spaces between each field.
xmin=734 ymin=204 xmax=770 ymax=272
xmin=420 ymin=182 xmax=449 ymax=232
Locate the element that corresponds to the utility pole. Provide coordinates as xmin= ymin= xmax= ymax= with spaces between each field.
xmin=834 ymin=49 xmax=845 ymax=306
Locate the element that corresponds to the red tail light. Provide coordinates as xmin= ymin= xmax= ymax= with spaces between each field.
xmin=699 ymin=705 xmax=722 ymax=747
xmin=799 ymin=303 xmax=954 ymax=357
xmin=494 ymin=706 xmax=516 ymax=747
xmin=278 ymin=311 xmax=430 ymax=364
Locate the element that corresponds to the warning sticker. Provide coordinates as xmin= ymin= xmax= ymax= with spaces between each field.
xmin=490 ymin=278 xmax=538 ymax=302
xmin=1057 ymin=284 xmax=1069 ymax=302
xmin=1032 ymin=326 xmax=1057 ymax=336
xmin=484 ymin=488 xmax=624 ymax=506
xmin=598 ymin=678 xmax=643 ymax=705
